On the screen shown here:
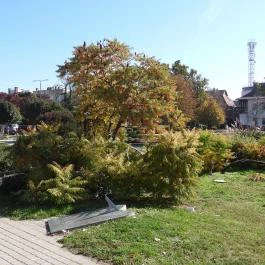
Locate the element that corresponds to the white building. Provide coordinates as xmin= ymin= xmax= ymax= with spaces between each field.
xmin=33 ymin=86 xmax=64 ymax=103
xmin=238 ymin=83 xmax=265 ymax=127
xmin=8 ymin=87 xmax=24 ymax=94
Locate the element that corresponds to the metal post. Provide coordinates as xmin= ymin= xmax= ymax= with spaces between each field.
xmin=33 ymin=79 xmax=48 ymax=90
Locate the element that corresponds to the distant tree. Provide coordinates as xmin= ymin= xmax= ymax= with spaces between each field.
xmin=0 ymin=92 xmax=30 ymax=109
xmin=0 ymin=93 xmax=8 ymax=101
xmin=20 ymin=97 xmax=63 ymax=124
xmin=38 ymin=110 xmax=75 ymax=124
xmin=0 ymin=92 xmax=64 ymax=125
xmin=195 ymin=96 xmax=225 ymax=128
xmin=172 ymin=60 xmax=208 ymax=96
xmin=57 ymin=39 xmax=182 ymax=139
xmin=171 ymin=60 xmax=189 ymax=76
xmin=173 ymin=75 xmax=197 ymax=120
xmin=0 ymin=100 xmax=22 ymax=124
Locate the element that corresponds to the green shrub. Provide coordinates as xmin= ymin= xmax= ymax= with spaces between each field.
xmin=233 ymin=129 xmax=265 ymax=140
xmin=18 ymin=162 xmax=87 ymax=205
xmin=140 ymin=130 xmax=203 ymax=202
xmin=12 ymin=124 xmax=141 ymax=202
xmin=11 ymin=123 xmax=93 ymax=202
xmin=0 ymin=145 xmax=25 ymax=193
xmin=198 ymin=131 xmax=234 ymax=174
xmin=37 ymin=110 xmax=74 ymax=124
xmin=231 ymin=135 xmax=265 ymax=161
xmin=0 ymin=100 xmax=23 ymax=124
xmin=12 ymin=123 xmax=89 ymax=174
xmin=0 ymin=144 xmax=12 ymax=171
xmin=37 ymin=110 xmax=80 ymax=136
xmin=80 ymin=138 xmax=142 ymax=199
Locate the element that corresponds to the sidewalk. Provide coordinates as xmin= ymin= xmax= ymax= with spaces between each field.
xmin=0 ymin=217 xmax=105 ymax=265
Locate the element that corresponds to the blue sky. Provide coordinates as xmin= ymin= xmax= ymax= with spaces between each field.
xmin=0 ymin=0 xmax=265 ymax=99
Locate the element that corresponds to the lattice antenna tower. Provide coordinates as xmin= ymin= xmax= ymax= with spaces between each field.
xmin=248 ymin=40 xmax=257 ymax=87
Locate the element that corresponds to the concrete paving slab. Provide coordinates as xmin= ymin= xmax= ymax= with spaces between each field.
xmin=0 ymin=217 xmax=107 ymax=265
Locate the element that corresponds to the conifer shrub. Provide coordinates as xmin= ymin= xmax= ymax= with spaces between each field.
xmin=198 ymin=131 xmax=234 ymax=174
xmin=18 ymin=162 xmax=87 ymax=205
xmin=0 ymin=144 xmax=12 ymax=171
xmin=11 ymin=124 xmax=141 ymax=203
xmin=11 ymin=123 xmax=92 ymax=200
xmin=12 ymin=123 xmax=91 ymax=174
xmin=231 ymin=135 xmax=265 ymax=161
xmin=140 ymin=131 xmax=203 ymax=202
xmin=79 ymin=138 xmax=142 ymax=199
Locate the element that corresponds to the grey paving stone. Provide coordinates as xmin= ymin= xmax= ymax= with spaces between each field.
xmin=0 ymin=217 xmax=105 ymax=265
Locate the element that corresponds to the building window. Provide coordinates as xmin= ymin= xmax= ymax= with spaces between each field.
xmin=262 ymin=118 xmax=265 ymax=125
xmin=239 ymin=100 xmax=248 ymax=113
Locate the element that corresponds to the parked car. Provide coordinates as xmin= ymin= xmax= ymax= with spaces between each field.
xmin=4 ymin=124 xmax=19 ymax=135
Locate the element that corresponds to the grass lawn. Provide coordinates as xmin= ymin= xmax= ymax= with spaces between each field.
xmin=59 ymin=171 xmax=265 ymax=265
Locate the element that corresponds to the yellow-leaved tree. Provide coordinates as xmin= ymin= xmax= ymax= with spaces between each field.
xmin=57 ymin=39 xmax=183 ymax=139
xmin=195 ymin=95 xmax=225 ymax=129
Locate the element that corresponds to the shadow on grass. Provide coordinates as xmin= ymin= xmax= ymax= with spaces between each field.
xmin=0 ymin=191 xmax=177 ymax=220
xmin=0 ymin=193 xmax=108 ymax=220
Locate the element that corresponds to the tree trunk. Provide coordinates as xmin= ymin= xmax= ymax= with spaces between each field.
xmin=107 ymin=112 xmax=115 ymax=139
xmin=64 ymin=83 xmax=67 ymax=104
xmin=83 ymin=118 xmax=89 ymax=137
xmin=112 ymin=119 xmax=122 ymax=140
xmin=107 ymin=121 xmax=112 ymax=139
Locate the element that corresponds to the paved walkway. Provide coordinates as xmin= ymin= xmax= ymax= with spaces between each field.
xmin=0 ymin=217 xmax=105 ymax=265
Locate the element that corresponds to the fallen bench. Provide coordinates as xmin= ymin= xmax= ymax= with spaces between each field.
xmin=45 ymin=196 xmax=134 ymax=235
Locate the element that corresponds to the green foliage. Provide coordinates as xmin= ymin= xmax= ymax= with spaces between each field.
xmin=233 ymin=129 xmax=265 ymax=140
xmin=79 ymin=138 xmax=141 ymax=199
xmin=0 ymin=144 xmax=12 ymax=171
xmin=0 ymin=100 xmax=22 ymax=124
xmin=13 ymin=123 xmax=63 ymax=174
xmin=20 ymin=96 xmax=63 ymax=124
xmin=19 ymin=162 xmax=87 ymax=205
xmin=37 ymin=110 xmax=78 ymax=135
xmin=231 ymin=135 xmax=265 ymax=161
xmin=11 ymin=123 xmax=92 ymax=202
xmin=0 ymin=92 xmax=65 ymax=125
xmin=12 ymin=127 xmax=203 ymax=203
xmin=37 ymin=110 xmax=75 ymax=125
xmin=140 ymin=131 xmax=203 ymax=202
xmin=198 ymin=131 xmax=234 ymax=174
xmin=12 ymin=123 xmax=139 ymax=202
xmin=171 ymin=60 xmax=208 ymax=96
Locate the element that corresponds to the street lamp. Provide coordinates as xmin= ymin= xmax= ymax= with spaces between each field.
xmin=33 ymin=79 xmax=48 ymax=90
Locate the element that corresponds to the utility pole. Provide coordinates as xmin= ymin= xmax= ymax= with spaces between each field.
xmin=33 ymin=79 xmax=48 ymax=90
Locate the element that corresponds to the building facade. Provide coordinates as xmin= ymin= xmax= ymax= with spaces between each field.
xmin=237 ymin=82 xmax=265 ymax=127
xmin=33 ymin=86 xmax=64 ymax=103
xmin=8 ymin=87 xmax=24 ymax=94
